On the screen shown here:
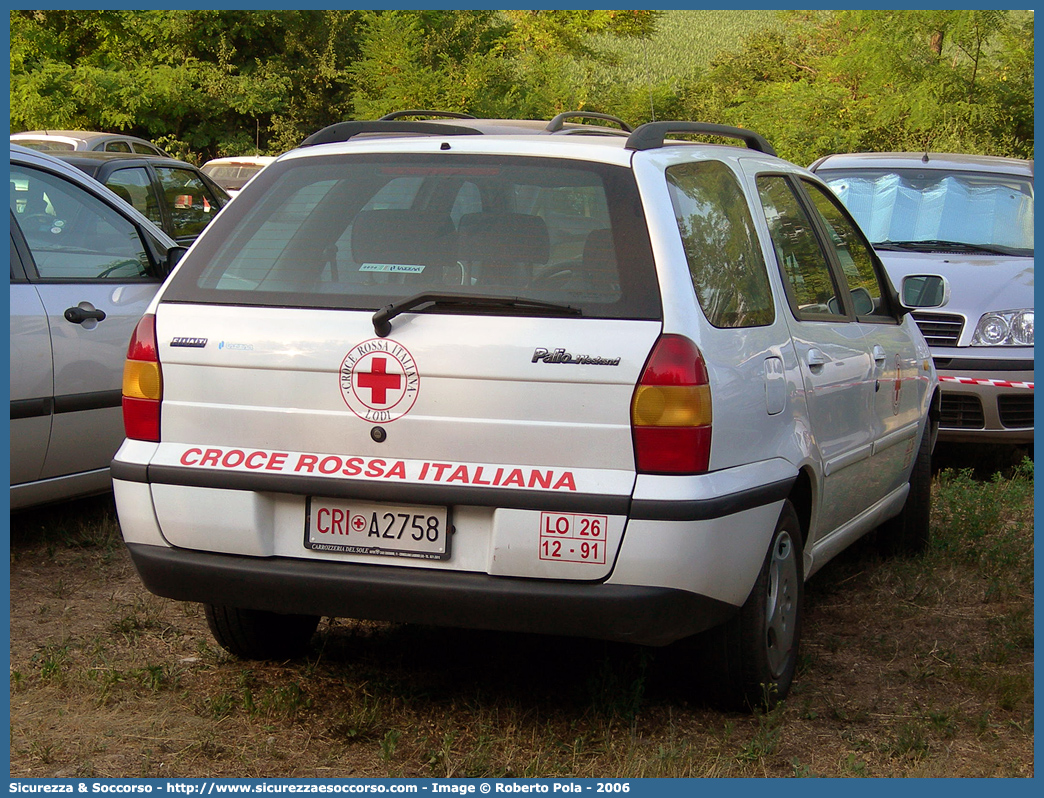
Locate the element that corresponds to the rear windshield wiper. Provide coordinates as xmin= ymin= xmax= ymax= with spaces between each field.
xmin=373 ymin=292 xmax=582 ymax=337
xmin=873 ymin=239 xmax=1024 ymax=256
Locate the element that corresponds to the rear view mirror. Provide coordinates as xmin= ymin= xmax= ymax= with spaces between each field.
xmin=162 ymin=245 xmax=189 ymax=278
xmin=900 ymin=274 xmax=949 ymax=310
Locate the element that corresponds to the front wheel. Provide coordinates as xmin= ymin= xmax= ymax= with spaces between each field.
xmin=204 ymin=604 xmax=320 ymax=660
xmin=700 ymin=500 xmax=804 ymax=711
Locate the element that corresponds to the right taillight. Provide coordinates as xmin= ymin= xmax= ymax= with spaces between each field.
xmin=122 ymin=314 xmax=162 ymax=442
xmin=631 ymin=335 xmax=712 ymax=474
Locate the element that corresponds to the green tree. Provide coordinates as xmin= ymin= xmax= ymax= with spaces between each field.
xmin=10 ymin=10 xmax=1031 ymax=163
xmin=10 ymin=10 xmax=364 ymax=160
xmin=349 ymin=9 xmax=658 ymax=120
xmin=11 ymin=10 xmax=657 ymax=158
xmin=678 ymin=9 xmax=1033 ymax=164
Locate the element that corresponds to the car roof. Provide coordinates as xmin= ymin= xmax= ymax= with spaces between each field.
xmin=15 ymin=130 xmax=106 ymax=140
xmin=12 ymin=129 xmax=153 ymax=144
xmin=290 ymin=116 xmax=782 ymax=169
xmin=10 ymin=143 xmax=178 ymax=248
xmin=202 ymin=156 xmax=278 ymax=167
xmin=810 ymin=151 xmax=1034 ymax=177
xmin=48 ymin=150 xmax=195 ymax=170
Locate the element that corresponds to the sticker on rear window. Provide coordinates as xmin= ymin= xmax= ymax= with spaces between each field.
xmin=340 ymin=338 xmax=419 ymax=423
xmin=359 ymin=263 xmax=427 ymax=274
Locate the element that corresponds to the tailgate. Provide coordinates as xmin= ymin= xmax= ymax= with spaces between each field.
xmin=146 ymin=303 xmax=661 ymax=578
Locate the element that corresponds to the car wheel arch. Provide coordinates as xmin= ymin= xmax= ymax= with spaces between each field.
xmin=788 ymin=468 xmax=814 ymax=546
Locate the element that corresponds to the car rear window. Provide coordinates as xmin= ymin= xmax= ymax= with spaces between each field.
xmin=201 ymin=164 xmax=267 ymax=191
xmin=161 ymin=153 xmax=661 ymax=319
xmin=15 ymin=139 xmax=75 ymax=152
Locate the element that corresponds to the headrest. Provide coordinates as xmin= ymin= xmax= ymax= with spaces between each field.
xmin=457 ymin=212 xmax=550 ymax=265
xmin=351 ymin=209 xmax=456 ymax=267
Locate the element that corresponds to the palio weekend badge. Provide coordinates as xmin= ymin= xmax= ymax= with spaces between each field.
xmin=340 ymin=339 xmax=419 ymax=423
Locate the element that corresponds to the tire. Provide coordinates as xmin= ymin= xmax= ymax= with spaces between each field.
xmin=876 ymin=421 xmax=933 ymax=556
xmin=698 ymin=500 xmax=804 ymax=711
xmin=204 ymin=604 xmax=320 ymax=660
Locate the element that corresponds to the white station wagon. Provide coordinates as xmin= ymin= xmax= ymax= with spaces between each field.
xmin=112 ymin=114 xmax=946 ymax=709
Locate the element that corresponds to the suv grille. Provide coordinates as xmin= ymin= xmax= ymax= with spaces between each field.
xmin=911 ymin=312 xmax=964 ymax=347
xmin=940 ymin=394 xmax=984 ymax=429
xmin=999 ymin=395 xmax=1034 ymax=428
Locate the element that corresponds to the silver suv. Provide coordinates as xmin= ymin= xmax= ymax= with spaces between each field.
xmin=811 ymin=152 xmax=1033 ymax=445
xmin=112 ymin=115 xmax=946 ymax=709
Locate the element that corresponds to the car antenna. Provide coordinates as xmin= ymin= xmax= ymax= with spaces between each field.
xmin=921 ymin=152 xmax=930 ymax=163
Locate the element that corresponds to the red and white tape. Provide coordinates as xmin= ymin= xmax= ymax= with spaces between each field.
xmin=939 ymin=375 xmax=1034 ymax=390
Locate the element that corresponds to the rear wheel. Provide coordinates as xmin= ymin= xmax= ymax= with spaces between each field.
xmin=699 ymin=500 xmax=804 ymax=711
xmin=876 ymin=420 xmax=933 ymax=556
xmin=204 ymin=604 xmax=320 ymax=660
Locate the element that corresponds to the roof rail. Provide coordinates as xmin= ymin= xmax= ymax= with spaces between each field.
xmin=626 ymin=122 xmax=776 ymax=156
xmin=546 ymin=112 xmax=632 ymax=134
xmin=379 ymin=110 xmax=478 ymax=121
xmin=300 ymin=120 xmax=481 ymax=148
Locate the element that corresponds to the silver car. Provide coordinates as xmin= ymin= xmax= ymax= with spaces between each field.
xmin=111 ymin=115 xmax=947 ymax=709
xmin=811 ymin=152 xmax=1034 ymax=445
xmin=9 ymin=144 xmax=184 ymax=509
xmin=10 ymin=130 xmax=170 ymax=157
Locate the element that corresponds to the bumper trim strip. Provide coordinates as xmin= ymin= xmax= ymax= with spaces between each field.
xmin=630 ymin=477 xmax=794 ymax=521
xmin=112 ymin=460 xmax=796 ymax=522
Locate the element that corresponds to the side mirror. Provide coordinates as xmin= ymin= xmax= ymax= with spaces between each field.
xmin=900 ymin=274 xmax=950 ymax=310
xmin=162 ymin=245 xmax=189 ymax=278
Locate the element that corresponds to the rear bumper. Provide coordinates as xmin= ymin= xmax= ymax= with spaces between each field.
xmin=126 ymin=542 xmax=737 ymax=647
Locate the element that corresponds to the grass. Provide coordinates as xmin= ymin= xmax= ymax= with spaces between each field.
xmin=593 ymin=10 xmax=784 ymax=90
xmin=8 ymin=452 xmax=1034 ymax=778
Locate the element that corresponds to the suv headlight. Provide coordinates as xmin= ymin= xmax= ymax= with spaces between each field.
xmin=971 ymin=309 xmax=1034 ymax=346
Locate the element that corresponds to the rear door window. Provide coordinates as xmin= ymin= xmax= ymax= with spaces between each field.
xmin=163 ymin=153 xmax=661 ymax=319
xmin=757 ymin=176 xmax=846 ymax=320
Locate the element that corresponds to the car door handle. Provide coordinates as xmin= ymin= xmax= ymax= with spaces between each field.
xmin=806 ymin=349 xmax=827 ymax=370
xmin=872 ymin=345 xmax=887 ymax=364
xmin=64 ymin=305 xmax=107 ymax=324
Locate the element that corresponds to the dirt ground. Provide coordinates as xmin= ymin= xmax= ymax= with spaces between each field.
xmin=8 ymin=462 xmax=1034 ymax=778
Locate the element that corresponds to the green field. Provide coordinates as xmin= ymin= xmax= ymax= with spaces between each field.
xmin=595 ymin=9 xmax=784 ymax=89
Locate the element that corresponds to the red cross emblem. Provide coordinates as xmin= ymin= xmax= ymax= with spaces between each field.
xmin=340 ymin=339 xmax=420 ymax=423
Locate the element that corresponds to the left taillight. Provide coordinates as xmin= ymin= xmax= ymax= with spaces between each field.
xmin=630 ymin=334 xmax=713 ymax=474
xmin=122 ymin=314 xmax=162 ymax=442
